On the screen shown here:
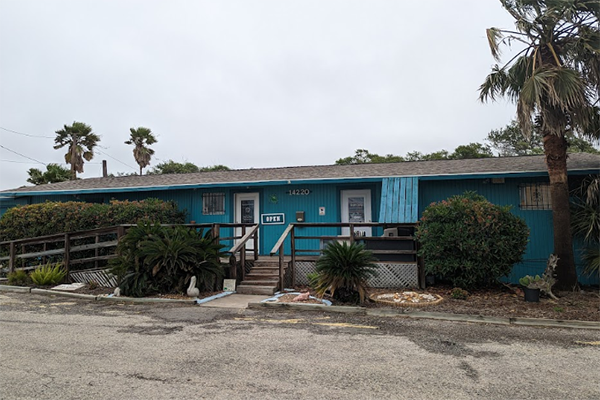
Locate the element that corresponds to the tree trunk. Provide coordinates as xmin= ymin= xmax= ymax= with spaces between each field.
xmin=542 ymin=133 xmax=578 ymax=290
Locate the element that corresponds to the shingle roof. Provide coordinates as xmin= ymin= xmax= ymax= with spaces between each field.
xmin=3 ymin=153 xmax=599 ymax=195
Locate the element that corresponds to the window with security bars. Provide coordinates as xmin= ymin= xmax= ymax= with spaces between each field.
xmin=519 ymin=183 xmax=552 ymax=210
xmin=202 ymin=193 xmax=225 ymax=215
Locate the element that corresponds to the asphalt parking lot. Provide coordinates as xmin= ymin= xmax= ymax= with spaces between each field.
xmin=1 ymin=292 xmax=599 ymax=400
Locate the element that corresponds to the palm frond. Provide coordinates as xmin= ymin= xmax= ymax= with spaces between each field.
xmin=486 ymin=28 xmax=504 ymax=61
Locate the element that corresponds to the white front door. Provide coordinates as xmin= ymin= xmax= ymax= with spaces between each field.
xmin=341 ymin=190 xmax=372 ymax=237
xmin=235 ymin=192 xmax=260 ymax=251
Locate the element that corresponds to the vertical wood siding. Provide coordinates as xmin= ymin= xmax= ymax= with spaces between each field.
xmin=419 ymin=177 xmax=596 ymax=285
xmin=379 ymin=177 xmax=419 ymax=223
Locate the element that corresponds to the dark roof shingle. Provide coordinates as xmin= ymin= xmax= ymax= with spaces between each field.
xmin=2 ymin=153 xmax=599 ymax=195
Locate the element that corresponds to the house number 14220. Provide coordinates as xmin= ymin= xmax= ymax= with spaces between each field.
xmin=287 ymin=189 xmax=311 ymax=195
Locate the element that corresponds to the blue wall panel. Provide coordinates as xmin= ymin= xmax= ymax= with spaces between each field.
xmin=418 ymin=177 xmax=596 ymax=285
xmin=379 ymin=177 xmax=419 ymax=223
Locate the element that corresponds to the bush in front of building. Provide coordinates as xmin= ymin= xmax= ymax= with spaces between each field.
xmin=0 ymin=199 xmax=186 ymax=241
xmin=416 ymin=191 xmax=529 ymax=289
xmin=314 ymin=241 xmax=378 ymax=304
xmin=109 ymin=222 xmax=226 ymax=297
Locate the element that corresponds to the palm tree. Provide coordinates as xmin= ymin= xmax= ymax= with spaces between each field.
xmin=53 ymin=122 xmax=100 ymax=180
xmin=125 ymin=127 xmax=157 ymax=175
xmin=479 ymin=0 xmax=599 ymax=289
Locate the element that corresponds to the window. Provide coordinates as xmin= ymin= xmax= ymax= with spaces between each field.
xmin=202 ymin=193 xmax=225 ymax=215
xmin=519 ymin=183 xmax=552 ymax=210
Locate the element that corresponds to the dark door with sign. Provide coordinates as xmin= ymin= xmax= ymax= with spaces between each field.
xmin=234 ymin=193 xmax=259 ymax=252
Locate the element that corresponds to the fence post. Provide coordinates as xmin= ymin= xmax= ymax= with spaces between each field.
xmin=253 ymin=229 xmax=258 ymax=261
xmin=229 ymin=255 xmax=237 ymax=280
xmin=8 ymin=242 xmax=16 ymax=273
xmin=212 ymin=224 xmax=220 ymax=240
xmin=117 ymin=226 xmax=125 ymax=240
xmin=64 ymin=233 xmax=71 ymax=280
xmin=279 ymin=246 xmax=284 ymax=291
xmin=94 ymin=234 xmax=100 ymax=269
xmin=290 ymin=226 xmax=296 ymax=287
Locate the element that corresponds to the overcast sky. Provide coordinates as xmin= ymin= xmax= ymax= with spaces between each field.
xmin=0 ymin=0 xmax=520 ymax=190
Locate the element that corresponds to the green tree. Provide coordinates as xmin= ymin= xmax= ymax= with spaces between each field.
xmin=27 ymin=164 xmax=71 ymax=185
xmin=486 ymin=120 xmax=545 ymax=156
xmin=149 ymin=160 xmax=200 ymax=174
xmin=479 ymin=0 xmax=599 ymax=289
xmin=405 ymin=150 xmax=451 ymax=161
xmin=201 ymin=165 xmax=230 ymax=172
xmin=336 ymin=149 xmax=404 ymax=165
xmin=53 ymin=122 xmax=100 ymax=180
xmin=487 ymin=120 xmax=599 ymax=156
xmin=450 ymin=143 xmax=493 ymax=159
xmin=125 ymin=127 xmax=157 ymax=175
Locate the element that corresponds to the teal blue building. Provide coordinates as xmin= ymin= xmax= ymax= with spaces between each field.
xmin=1 ymin=153 xmax=598 ymax=285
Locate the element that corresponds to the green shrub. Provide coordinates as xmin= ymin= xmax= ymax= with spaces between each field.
xmin=571 ymin=175 xmax=600 ymax=276
xmin=450 ymin=287 xmax=469 ymax=300
xmin=416 ymin=192 xmax=529 ymax=289
xmin=519 ymin=274 xmax=543 ymax=289
xmin=314 ymin=241 xmax=378 ymax=304
xmin=110 ymin=223 xmax=226 ymax=297
xmin=30 ymin=263 xmax=67 ymax=286
xmin=0 ymin=199 xmax=186 ymax=241
xmin=7 ymin=270 xmax=31 ymax=286
xmin=306 ymin=272 xmax=320 ymax=290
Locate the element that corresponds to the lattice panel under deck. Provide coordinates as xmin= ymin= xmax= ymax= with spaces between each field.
xmin=70 ymin=269 xmax=118 ymax=287
xmin=369 ymin=263 xmax=418 ymax=288
xmin=294 ymin=262 xmax=418 ymax=288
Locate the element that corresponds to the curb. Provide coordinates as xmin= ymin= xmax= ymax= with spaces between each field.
xmin=31 ymin=288 xmax=97 ymax=300
xmin=0 ymin=285 xmax=196 ymax=304
xmin=0 ymin=285 xmax=31 ymax=293
xmin=248 ymin=302 xmax=600 ymax=330
xmin=97 ymin=295 xmax=196 ymax=304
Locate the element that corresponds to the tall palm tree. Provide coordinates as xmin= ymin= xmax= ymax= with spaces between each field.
xmin=480 ymin=0 xmax=599 ymax=289
xmin=53 ymin=122 xmax=100 ymax=180
xmin=125 ymin=127 xmax=157 ymax=175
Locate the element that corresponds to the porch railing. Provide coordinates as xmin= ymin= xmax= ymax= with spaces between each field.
xmin=0 ymin=223 xmax=259 ymax=285
xmin=270 ymin=222 xmax=422 ymax=290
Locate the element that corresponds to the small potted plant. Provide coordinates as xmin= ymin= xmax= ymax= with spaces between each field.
xmin=518 ymin=275 xmax=543 ymax=302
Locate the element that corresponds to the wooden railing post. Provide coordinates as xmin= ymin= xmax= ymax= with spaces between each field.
xmin=290 ymin=226 xmax=296 ymax=287
xmin=253 ymin=231 xmax=258 ymax=261
xmin=229 ymin=255 xmax=237 ymax=280
xmin=8 ymin=241 xmax=16 ymax=273
xmin=64 ymin=233 xmax=71 ymax=280
xmin=94 ymin=234 xmax=100 ymax=269
xmin=349 ymin=224 xmax=355 ymax=244
xmin=212 ymin=224 xmax=220 ymax=241
xmin=42 ymin=242 xmax=47 ymax=265
xmin=240 ymin=246 xmax=246 ymax=281
xmin=117 ymin=225 xmax=126 ymax=240
xmin=279 ymin=245 xmax=284 ymax=291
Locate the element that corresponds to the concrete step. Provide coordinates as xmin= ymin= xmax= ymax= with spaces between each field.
xmin=237 ymin=285 xmax=277 ymax=295
xmin=244 ymin=274 xmax=279 ymax=281
xmin=251 ymin=267 xmax=280 ymax=272
xmin=246 ymin=270 xmax=280 ymax=276
xmin=240 ymin=279 xmax=279 ymax=286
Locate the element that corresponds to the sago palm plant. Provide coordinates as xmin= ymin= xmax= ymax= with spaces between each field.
xmin=314 ymin=241 xmax=378 ymax=304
